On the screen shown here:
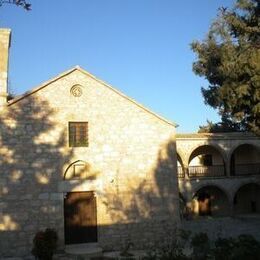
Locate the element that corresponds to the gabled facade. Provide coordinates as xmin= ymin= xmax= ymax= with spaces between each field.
xmin=0 ymin=29 xmax=180 ymax=257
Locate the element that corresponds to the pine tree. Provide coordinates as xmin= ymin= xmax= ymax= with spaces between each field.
xmin=0 ymin=0 xmax=31 ymax=10
xmin=192 ymin=0 xmax=260 ymax=135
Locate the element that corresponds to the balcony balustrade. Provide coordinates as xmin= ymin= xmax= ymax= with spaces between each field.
xmin=188 ymin=165 xmax=225 ymax=178
xmin=178 ymin=163 xmax=260 ymax=178
xmin=177 ymin=166 xmax=185 ymax=178
xmin=233 ymin=163 xmax=260 ymax=176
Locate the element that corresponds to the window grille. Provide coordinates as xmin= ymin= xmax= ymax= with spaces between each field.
xmin=69 ymin=122 xmax=88 ymax=147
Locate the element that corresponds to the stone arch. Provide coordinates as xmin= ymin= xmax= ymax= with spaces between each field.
xmin=229 ymin=142 xmax=260 ymax=158
xmin=176 ymin=150 xmax=185 ymax=164
xmin=64 ymin=160 xmax=99 ymax=180
xmin=233 ymin=183 xmax=260 ymax=214
xmin=188 ymin=145 xmax=226 ymax=177
xmin=230 ymin=144 xmax=260 ymax=176
xmin=192 ymin=185 xmax=230 ymax=217
xmin=187 ymin=142 xmax=227 ymax=163
xmin=177 ymin=153 xmax=185 ymax=178
xmin=191 ymin=182 xmax=231 ymax=202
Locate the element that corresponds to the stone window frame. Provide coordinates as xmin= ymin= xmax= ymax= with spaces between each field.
xmin=68 ymin=122 xmax=89 ymax=147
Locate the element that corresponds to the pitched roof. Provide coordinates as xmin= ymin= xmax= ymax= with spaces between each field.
xmin=8 ymin=66 xmax=177 ymax=127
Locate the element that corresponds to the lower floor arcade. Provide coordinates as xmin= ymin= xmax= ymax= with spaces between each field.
xmin=179 ymin=180 xmax=260 ymax=219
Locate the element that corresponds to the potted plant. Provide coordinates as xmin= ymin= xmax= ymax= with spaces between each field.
xmin=31 ymin=228 xmax=58 ymax=260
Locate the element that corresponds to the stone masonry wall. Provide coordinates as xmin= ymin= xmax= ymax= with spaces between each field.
xmin=0 ymin=68 xmax=179 ymax=257
xmin=0 ymin=29 xmax=11 ymax=107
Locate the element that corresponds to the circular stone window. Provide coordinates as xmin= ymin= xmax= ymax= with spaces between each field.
xmin=70 ymin=84 xmax=83 ymax=97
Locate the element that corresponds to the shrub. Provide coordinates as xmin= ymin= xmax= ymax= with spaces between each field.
xmin=211 ymin=234 xmax=260 ymax=260
xmin=143 ymin=228 xmax=190 ymax=260
xmin=190 ymin=232 xmax=210 ymax=260
xmin=31 ymin=228 xmax=58 ymax=260
xmin=211 ymin=237 xmax=235 ymax=260
xmin=231 ymin=234 xmax=260 ymax=260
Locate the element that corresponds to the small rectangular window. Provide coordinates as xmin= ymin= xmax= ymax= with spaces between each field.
xmin=69 ymin=122 xmax=88 ymax=147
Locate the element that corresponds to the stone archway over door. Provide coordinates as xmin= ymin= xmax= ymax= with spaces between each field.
xmin=193 ymin=186 xmax=230 ymax=217
xmin=64 ymin=191 xmax=97 ymax=244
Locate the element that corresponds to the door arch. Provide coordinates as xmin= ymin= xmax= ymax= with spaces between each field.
xmin=233 ymin=183 xmax=260 ymax=214
xmin=192 ymin=185 xmax=230 ymax=217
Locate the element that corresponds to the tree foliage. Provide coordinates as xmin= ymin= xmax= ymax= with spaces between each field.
xmin=192 ymin=0 xmax=260 ymax=135
xmin=0 ymin=0 xmax=31 ymax=10
xmin=198 ymin=116 xmax=245 ymax=133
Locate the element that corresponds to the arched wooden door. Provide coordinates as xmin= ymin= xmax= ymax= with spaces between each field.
xmin=64 ymin=191 xmax=97 ymax=244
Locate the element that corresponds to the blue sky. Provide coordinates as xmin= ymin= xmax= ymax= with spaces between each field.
xmin=0 ymin=0 xmax=234 ymax=132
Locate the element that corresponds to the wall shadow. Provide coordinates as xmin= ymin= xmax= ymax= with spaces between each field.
xmin=0 ymin=96 xmax=74 ymax=256
xmin=97 ymin=139 xmax=180 ymax=250
xmin=1 ymin=99 xmax=260 ymax=257
xmin=0 ymin=94 xmax=181 ymax=256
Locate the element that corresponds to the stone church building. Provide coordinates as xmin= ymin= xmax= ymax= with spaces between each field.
xmin=0 ymin=29 xmax=260 ymax=257
xmin=0 ymin=29 xmax=180 ymax=257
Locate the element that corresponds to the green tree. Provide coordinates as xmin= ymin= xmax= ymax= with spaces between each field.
xmin=0 ymin=0 xmax=31 ymax=10
xmin=192 ymin=0 xmax=260 ymax=135
xmin=198 ymin=117 xmax=245 ymax=133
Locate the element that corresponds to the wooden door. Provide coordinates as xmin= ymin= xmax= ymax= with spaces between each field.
xmin=64 ymin=191 xmax=97 ymax=244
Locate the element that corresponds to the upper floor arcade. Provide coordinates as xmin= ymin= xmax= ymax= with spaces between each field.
xmin=176 ymin=132 xmax=260 ymax=179
xmin=176 ymin=132 xmax=260 ymax=219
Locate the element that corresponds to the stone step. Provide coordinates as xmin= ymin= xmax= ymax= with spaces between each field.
xmin=103 ymin=250 xmax=146 ymax=259
xmin=65 ymin=243 xmax=103 ymax=259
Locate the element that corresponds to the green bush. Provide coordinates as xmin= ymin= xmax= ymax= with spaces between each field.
xmin=211 ymin=234 xmax=260 ymax=260
xmin=230 ymin=234 xmax=260 ymax=260
xmin=190 ymin=233 xmax=210 ymax=260
xmin=143 ymin=230 xmax=260 ymax=260
xmin=31 ymin=228 xmax=58 ymax=260
xmin=143 ymin=228 xmax=190 ymax=260
xmin=211 ymin=237 xmax=236 ymax=260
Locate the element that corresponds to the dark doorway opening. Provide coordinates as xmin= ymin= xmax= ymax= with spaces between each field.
xmin=233 ymin=183 xmax=260 ymax=214
xmin=198 ymin=192 xmax=211 ymax=216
